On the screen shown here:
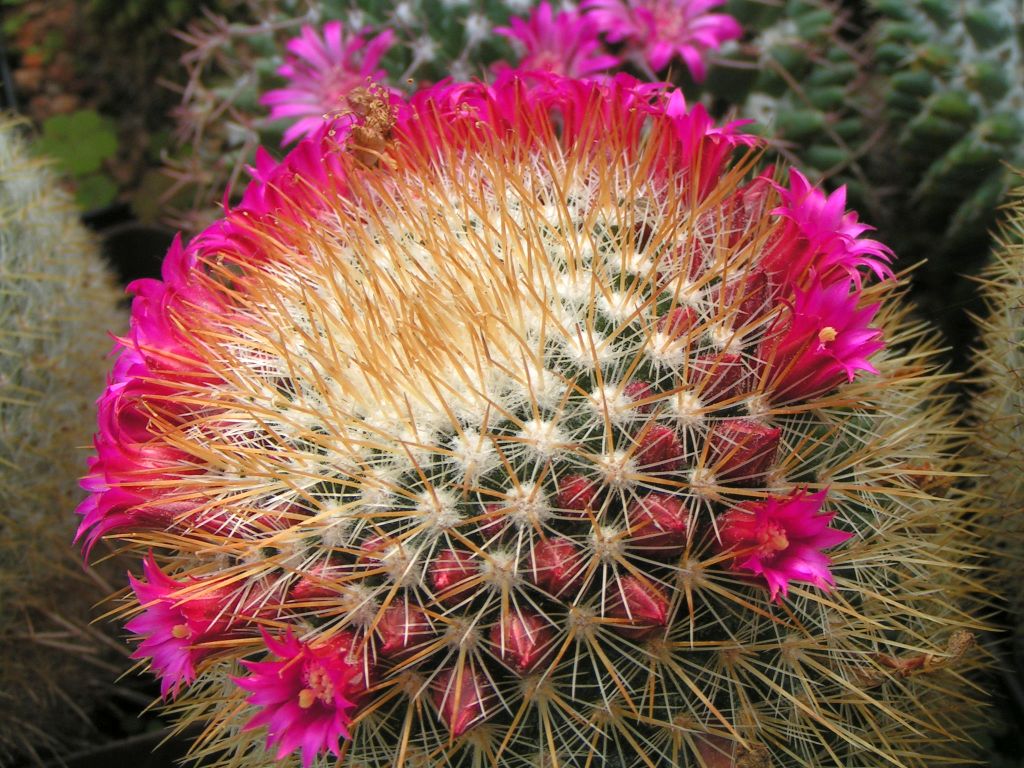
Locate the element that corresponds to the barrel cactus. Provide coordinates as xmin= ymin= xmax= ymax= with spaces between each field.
xmin=0 ymin=118 xmax=125 ymax=761
xmin=82 ymin=75 xmax=989 ymax=767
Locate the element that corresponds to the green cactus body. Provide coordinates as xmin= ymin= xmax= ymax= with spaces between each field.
xmin=866 ymin=0 xmax=1024 ymax=326
xmin=0 ymin=119 xmax=125 ymax=761
xmin=704 ymin=0 xmax=874 ymax=200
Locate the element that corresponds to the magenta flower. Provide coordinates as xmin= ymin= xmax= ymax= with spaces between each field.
xmin=761 ymin=279 xmax=885 ymax=404
xmin=236 ymin=629 xmax=370 ymax=768
xmin=127 ymin=555 xmax=238 ymax=698
xmin=715 ymin=489 xmax=852 ymax=601
xmin=581 ymin=0 xmax=742 ymax=80
xmin=495 ymin=2 xmax=621 ymax=78
xmin=261 ymin=21 xmax=395 ymax=145
xmin=766 ymin=169 xmax=894 ymax=289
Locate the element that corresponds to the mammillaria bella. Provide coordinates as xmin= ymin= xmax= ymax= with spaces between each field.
xmin=79 ymin=74 xmax=988 ymax=766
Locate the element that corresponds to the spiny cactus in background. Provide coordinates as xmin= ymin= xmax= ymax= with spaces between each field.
xmin=165 ymin=0 xmax=521 ymax=233
xmin=80 ymin=74 xmax=991 ymax=768
xmin=0 ymin=118 xmax=126 ymax=762
xmin=702 ymin=0 xmax=874 ymax=203
xmin=866 ymin=0 xmax=1024 ymax=334
xmin=969 ymin=190 xmax=1024 ymax=719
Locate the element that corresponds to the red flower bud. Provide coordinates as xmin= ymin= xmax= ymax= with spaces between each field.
xmin=635 ymin=424 xmax=686 ymax=473
xmin=478 ymin=502 xmax=508 ymax=539
xmin=528 ymin=537 xmax=585 ymax=598
xmin=622 ymin=379 xmax=655 ymax=414
xmin=431 ymin=666 xmax=494 ymax=737
xmin=430 ymin=548 xmax=477 ymax=606
xmin=606 ymin=575 xmax=669 ymax=639
xmin=489 ymin=611 xmax=553 ymax=674
xmin=656 ymin=306 xmax=697 ymax=338
xmin=289 ymin=562 xmax=340 ymax=600
xmin=555 ymin=474 xmax=598 ymax=517
xmin=377 ymin=600 xmax=434 ymax=660
xmin=707 ymin=418 xmax=780 ymax=484
xmin=689 ymin=353 xmax=750 ymax=403
xmin=723 ymin=268 xmax=770 ymax=328
xmin=626 ymin=493 xmax=690 ymax=558
xmin=662 ymin=235 xmax=707 ymax=284
xmin=358 ymin=534 xmax=390 ymax=564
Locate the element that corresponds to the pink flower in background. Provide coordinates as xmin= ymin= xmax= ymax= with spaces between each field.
xmin=236 ymin=630 xmax=369 ymax=768
xmin=127 ymin=555 xmax=236 ymax=698
xmin=761 ymin=279 xmax=884 ymax=404
xmin=716 ymin=489 xmax=852 ymax=601
xmin=582 ymin=0 xmax=741 ymax=80
xmin=495 ymin=1 xmax=621 ymax=78
xmin=261 ymin=21 xmax=394 ymax=144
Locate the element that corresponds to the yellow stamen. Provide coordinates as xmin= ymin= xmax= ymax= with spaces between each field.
xmin=818 ymin=326 xmax=837 ymax=344
xmin=769 ymin=530 xmax=789 ymax=552
xmin=298 ymin=688 xmax=317 ymax=709
xmin=171 ymin=624 xmax=190 ymax=639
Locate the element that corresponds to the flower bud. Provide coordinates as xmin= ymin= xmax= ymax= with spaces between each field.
xmin=377 ymin=600 xmax=434 ymax=660
xmin=430 ymin=548 xmax=477 ymax=606
xmin=289 ymin=562 xmax=341 ymax=600
xmin=528 ymin=537 xmax=585 ymax=598
xmin=635 ymin=424 xmax=686 ymax=473
xmin=626 ymin=493 xmax=690 ymax=558
xmin=606 ymin=575 xmax=669 ymax=639
xmin=478 ymin=501 xmax=508 ymax=539
xmin=555 ymin=474 xmax=598 ymax=517
xmin=489 ymin=611 xmax=553 ymax=674
xmin=689 ymin=353 xmax=750 ymax=403
xmin=723 ymin=268 xmax=770 ymax=328
xmin=657 ymin=306 xmax=697 ymax=338
xmin=431 ymin=666 xmax=493 ymax=737
xmin=707 ymin=418 xmax=780 ymax=483
xmin=622 ymin=379 xmax=655 ymax=414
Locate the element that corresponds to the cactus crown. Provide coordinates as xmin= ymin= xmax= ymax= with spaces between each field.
xmin=82 ymin=76 xmax=987 ymax=767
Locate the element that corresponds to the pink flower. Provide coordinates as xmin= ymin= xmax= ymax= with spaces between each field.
xmin=715 ymin=489 xmax=852 ymax=601
xmin=126 ymin=555 xmax=239 ymax=698
xmin=495 ymin=2 xmax=621 ymax=78
xmin=582 ymin=0 xmax=742 ymax=80
xmin=761 ymin=279 xmax=884 ymax=404
xmin=236 ymin=629 xmax=369 ymax=768
xmin=765 ymin=169 xmax=894 ymax=289
xmin=261 ymin=21 xmax=395 ymax=145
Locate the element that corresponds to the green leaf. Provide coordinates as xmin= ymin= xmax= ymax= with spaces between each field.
xmin=36 ymin=110 xmax=118 ymax=177
xmin=74 ymin=172 xmax=118 ymax=210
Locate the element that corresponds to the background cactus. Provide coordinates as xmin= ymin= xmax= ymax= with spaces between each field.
xmin=968 ymin=189 xmax=1024 ymax=765
xmin=79 ymin=76 xmax=991 ymax=767
xmin=164 ymin=0 xmax=519 ymax=233
xmin=864 ymin=0 xmax=1024 ymax=356
xmin=703 ymin=0 xmax=874 ymax=204
xmin=0 ymin=118 xmax=126 ymax=762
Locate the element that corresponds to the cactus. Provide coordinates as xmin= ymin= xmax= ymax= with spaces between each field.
xmin=165 ymin=0 xmax=520 ymax=233
xmin=863 ymin=0 xmax=1024 ymax=352
xmin=702 ymin=0 xmax=874 ymax=201
xmin=968 ymin=188 xmax=1024 ymax=762
xmin=82 ymin=75 xmax=991 ymax=768
xmin=0 ymin=118 xmax=126 ymax=761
